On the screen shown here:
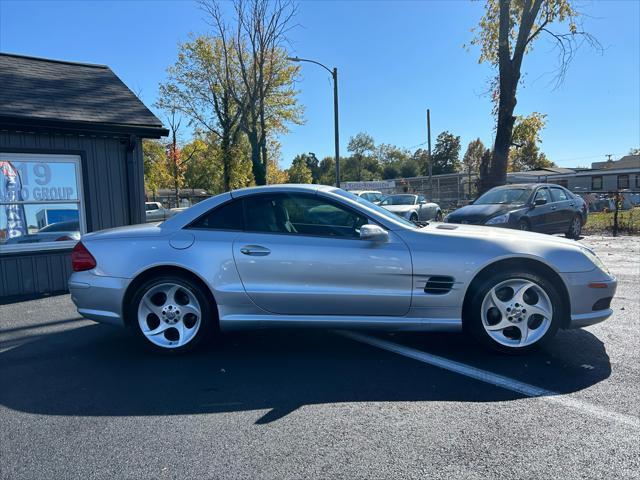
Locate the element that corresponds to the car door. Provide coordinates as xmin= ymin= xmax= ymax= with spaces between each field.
xmin=549 ymin=186 xmax=574 ymax=233
xmin=528 ymin=187 xmax=554 ymax=232
xmin=232 ymin=192 xmax=413 ymax=317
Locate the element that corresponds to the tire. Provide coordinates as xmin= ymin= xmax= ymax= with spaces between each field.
xmin=566 ymin=215 xmax=582 ymax=239
xmin=435 ymin=210 xmax=443 ymax=222
xmin=128 ymin=275 xmax=216 ymax=354
xmin=517 ymin=219 xmax=530 ymax=231
xmin=465 ymin=270 xmax=563 ymax=354
xmin=409 ymin=213 xmax=418 ymax=223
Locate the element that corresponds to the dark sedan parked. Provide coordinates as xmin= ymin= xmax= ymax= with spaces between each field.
xmin=444 ymin=183 xmax=588 ymax=239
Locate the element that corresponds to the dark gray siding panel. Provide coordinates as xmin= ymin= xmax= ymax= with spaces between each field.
xmin=1 ymin=129 xmax=143 ymax=299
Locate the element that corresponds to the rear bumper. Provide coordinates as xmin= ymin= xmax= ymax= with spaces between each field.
xmin=68 ymin=271 xmax=128 ymax=327
xmin=562 ymin=270 xmax=617 ymax=328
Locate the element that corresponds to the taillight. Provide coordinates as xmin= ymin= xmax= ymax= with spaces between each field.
xmin=71 ymin=241 xmax=96 ymax=271
xmin=56 ymin=235 xmax=73 ymax=241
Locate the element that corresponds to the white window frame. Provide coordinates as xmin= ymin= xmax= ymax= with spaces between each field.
xmin=0 ymin=152 xmax=86 ymax=254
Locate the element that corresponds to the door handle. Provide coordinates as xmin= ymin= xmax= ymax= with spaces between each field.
xmin=240 ymin=245 xmax=271 ymax=256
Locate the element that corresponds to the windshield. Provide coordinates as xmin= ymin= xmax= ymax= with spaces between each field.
xmin=475 ymin=188 xmax=530 ymax=205
xmin=380 ymin=194 xmax=416 ymax=206
xmin=332 ymin=189 xmax=417 ymax=228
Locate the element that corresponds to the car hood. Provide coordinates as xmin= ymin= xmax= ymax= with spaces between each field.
xmin=382 ymin=204 xmax=415 ymax=213
xmin=448 ymin=204 xmax=523 ymax=223
xmin=426 ymin=222 xmax=577 ymax=246
xmin=82 ymin=222 xmax=165 ymax=241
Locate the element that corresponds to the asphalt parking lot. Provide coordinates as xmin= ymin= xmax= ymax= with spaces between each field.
xmin=1 ymin=235 xmax=638 ymax=480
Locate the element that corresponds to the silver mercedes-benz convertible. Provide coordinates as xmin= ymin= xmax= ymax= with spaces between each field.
xmin=68 ymin=184 xmax=616 ymax=354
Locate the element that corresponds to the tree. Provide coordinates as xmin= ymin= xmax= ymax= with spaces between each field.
xmin=158 ymin=36 xmax=245 ymax=192
xmin=290 ymin=153 xmax=320 ymax=183
xmin=471 ymin=0 xmax=598 ymax=192
xmin=317 ymin=156 xmax=336 ymax=185
xmin=431 ymin=131 xmax=461 ymax=174
xmin=143 ymin=139 xmax=172 ymax=196
xmin=286 ymin=156 xmax=313 ymax=183
xmin=347 ymin=132 xmax=376 ymax=181
xmin=266 ymin=158 xmax=289 ymax=184
xmin=182 ymin=137 xmax=220 ymax=193
xmin=629 ymin=148 xmax=640 ymax=156
xmin=509 ymin=112 xmax=555 ymax=171
xmin=462 ymin=138 xmax=485 ymax=173
xmin=200 ymin=0 xmax=304 ymax=186
xmin=412 ymin=148 xmax=429 ymax=176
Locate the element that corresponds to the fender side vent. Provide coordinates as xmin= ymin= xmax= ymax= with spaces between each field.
xmin=424 ymin=276 xmax=455 ymax=295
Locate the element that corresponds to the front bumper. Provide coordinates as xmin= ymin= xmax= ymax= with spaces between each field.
xmin=562 ymin=269 xmax=617 ymax=328
xmin=68 ymin=271 xmax=129 ymax=327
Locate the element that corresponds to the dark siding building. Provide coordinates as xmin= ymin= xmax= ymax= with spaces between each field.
xmin=0 ymin=53 xmax=167 ymax=300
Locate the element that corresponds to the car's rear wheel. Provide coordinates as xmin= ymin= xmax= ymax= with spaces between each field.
xmin=566 ymin=215 xmax=582 ymax=239
xmin=435 ymin=210 xmax=443 ymax=221
xmin=517 ymin=219 xmax=530 ymax=231
xmin=130 ymin=275 xmax=215 ymax=354
xmin=409 ymin=213 xmax=418 ymax=223
xmin=466 ymin=271 xmax=562 ymax=354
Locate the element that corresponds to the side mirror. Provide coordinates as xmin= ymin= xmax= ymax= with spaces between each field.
xmin=360 ymin=224 xmax=389 ymax=242
xmin=534 ymin=198 xmax=547 ymax=206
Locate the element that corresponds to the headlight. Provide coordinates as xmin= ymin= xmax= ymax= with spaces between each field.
xmin=580 ymin=246 xmax=610 ymax=274
xmin=485 ymin=213 xmax=510 ymax=225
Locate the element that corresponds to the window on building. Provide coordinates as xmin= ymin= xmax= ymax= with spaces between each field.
xmin=0 ymin=153 xmax=85 ymax=253
xmin=553 ymin=179 xmax=569 ymax=188
xmin=591 ymin=176 xmax=603 ymax=191
xmin=636 ymin=175 xmax=640 ymax=189
xmin=617 ymin=174 xmax=629 ymax=190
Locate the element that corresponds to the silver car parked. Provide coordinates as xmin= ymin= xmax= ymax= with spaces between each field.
xmin=379 ymin=194 xmax=442 ymax=223
xmin=69 ymin=184 xmax=616 ymax=354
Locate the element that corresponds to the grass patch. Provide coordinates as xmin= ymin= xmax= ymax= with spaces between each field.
xmin=584 ymin=208 xmax=640 ymax=235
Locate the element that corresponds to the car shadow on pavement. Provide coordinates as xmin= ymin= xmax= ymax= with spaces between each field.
xmin=0 ymin=323 xmax=611 ymax=424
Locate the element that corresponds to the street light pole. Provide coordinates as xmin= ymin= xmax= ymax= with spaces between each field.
xmin=288 ymin=56 xmax=341 ymax=187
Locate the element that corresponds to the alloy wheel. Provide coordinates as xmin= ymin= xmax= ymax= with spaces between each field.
xmin=570 ymin=217 xmax=581 ymax=238
xmin=480 ymin=278 xmax=553 ymax=347
xmin=137 ymin=283 xmax=202 ymax=349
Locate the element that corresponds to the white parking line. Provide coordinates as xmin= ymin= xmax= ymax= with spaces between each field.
xmin=339 ymin=331 xmax=640 ymax=429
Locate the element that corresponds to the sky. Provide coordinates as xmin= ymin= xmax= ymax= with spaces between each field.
xmin=1 ymin=0 xmax=638 ymax=169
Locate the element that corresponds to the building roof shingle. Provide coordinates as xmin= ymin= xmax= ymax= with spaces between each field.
xmin=0 ymin=53 xmax=167 ymax=137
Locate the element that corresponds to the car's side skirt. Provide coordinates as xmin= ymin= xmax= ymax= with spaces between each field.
xmin=219 ymin=314 xmax=462 ymax=332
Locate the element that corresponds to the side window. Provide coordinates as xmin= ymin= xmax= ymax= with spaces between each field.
xmin=244 ymin=193 xmax=368 ymax=238
xmin=418 ymin=195 xmax=426 ymax=203
xmin=189 ymin=199 xmax=244 ymax=230
xmin=361 ymin=193 xmax=373 ymax=202
xmin=534 ymin=188 xmax=551 ymax=203
xmin=550 ymin=187 xmax=568 ymax=202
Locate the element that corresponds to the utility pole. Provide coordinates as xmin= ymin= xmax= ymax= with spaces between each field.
xmin=333 ymin=67 xmax=340 ymax=187
xmin=427 ymin=109 xmax=432 ymax=191
xmin=606 ymin=154 xmax=613 ymax=162
xmin=288 ymin=57 xmax=340 ymax=187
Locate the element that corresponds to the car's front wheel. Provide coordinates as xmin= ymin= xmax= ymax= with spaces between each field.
xmin=466 ymin=271 xmax=562 ymax=354
xmin=129 ymin=275 xmax=215 ymax=354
